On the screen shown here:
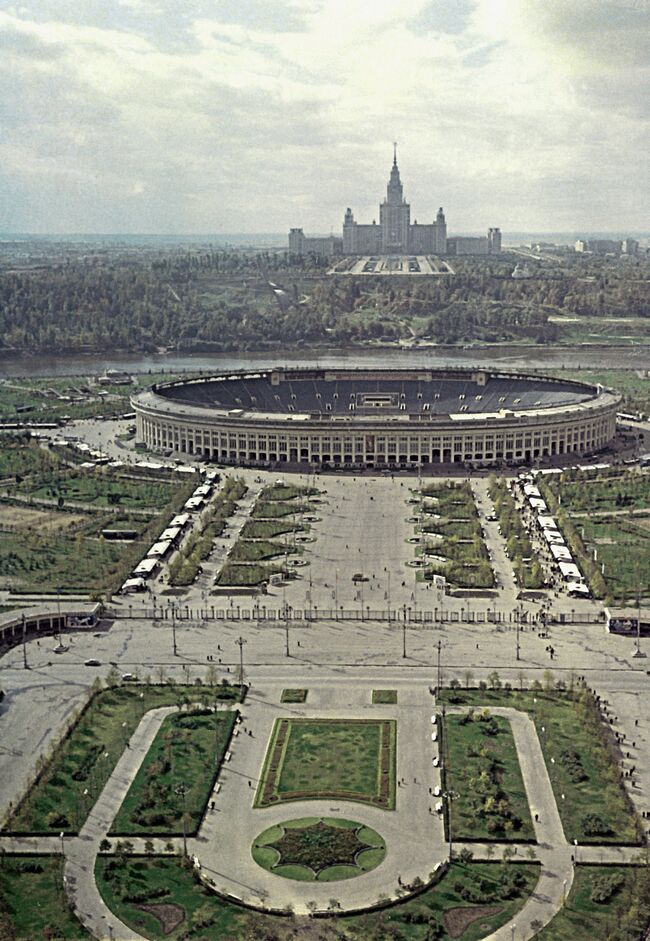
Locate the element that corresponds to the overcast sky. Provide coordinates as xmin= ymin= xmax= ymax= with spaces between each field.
xmin=1 ymin=0 xmax=648 ymax=235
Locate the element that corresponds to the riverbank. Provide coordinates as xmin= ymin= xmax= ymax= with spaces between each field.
xmin=0 ymin=343 xmax=649 ymax=379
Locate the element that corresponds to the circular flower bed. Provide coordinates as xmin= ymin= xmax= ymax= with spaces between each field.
xmin=251 ymin=817 xmax=386 ymax=881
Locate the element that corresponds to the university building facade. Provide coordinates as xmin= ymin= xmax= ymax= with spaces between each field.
xmin=289 ymin=148 xmax=501 ymax=258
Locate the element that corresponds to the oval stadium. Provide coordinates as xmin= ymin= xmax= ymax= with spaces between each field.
xmin=133 ymin=367 xmax=621 ymax=471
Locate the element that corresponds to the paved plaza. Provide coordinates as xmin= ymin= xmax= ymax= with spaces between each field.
xmin=1 ymin=450 xmax=648 ymax=941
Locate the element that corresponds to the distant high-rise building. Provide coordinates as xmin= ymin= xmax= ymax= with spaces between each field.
xmin=289 ymin=147 xmax=500 ymax=258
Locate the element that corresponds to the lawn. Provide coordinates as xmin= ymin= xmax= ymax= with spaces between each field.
xmin=230 ymin=539 xmax=298 ymax=562
xmin=535 ymin=865 xmax=650 ymax=941
xmin=95 ymin=856 xmax=538 ymax=941
xmin=579 ymin=515 xmax=650 ymax=601
xmin=0 ymin=436 xmax=60 ymax=479
xmin=251 ymin=816 xmax=386 ymax=881
xmin=280 ymin=688 xmax=308 ymax=703
xmin=546 ymin=469 xmax=650 ymax=514
xmin=0 ymin=855 xmax=89 ymax=940
xmin=419 ymin=481 xmax=494 ymax=589
xmin=241 ymin=518 xmax=307 ymax=539
xmin=0 ymin=528 xmax=127 ymax=594
xmin=444 ymin=713 xmax=534 ymax=840
xmin=251 ymin=500 xmax=308 ymax=519
xmin=372 ymin=689 xmax=398 ymax=704
xmin=110 ymin=710 xmax=236 ymax=835
xmin=439 ymin=688 xmax=640 ymax=844
xmin=255 ymin=718 xmax=396 ymax=810
xmin=7 ymin=684 xmax=242 ymax=834
xmin=17 ymin=471 xmax=175 ymax=510
xmin=215 ymin=561 xmax=284 ymax=587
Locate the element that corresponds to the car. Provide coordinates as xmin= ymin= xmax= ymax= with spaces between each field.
xmin=121 ymin=672 xmax=136 ymax=681
xmin=84 ymin=658 xmax=101 ymax=667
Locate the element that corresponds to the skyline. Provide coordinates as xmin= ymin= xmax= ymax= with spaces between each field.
xmin=1 ymin=0 xmax=649 ymax=235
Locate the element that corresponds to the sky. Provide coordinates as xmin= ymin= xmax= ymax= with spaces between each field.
xmin=0 ymin=0 xmax=649 ymax=235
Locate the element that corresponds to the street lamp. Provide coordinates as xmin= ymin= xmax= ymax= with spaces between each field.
xmin=21 ymin=613 xmax=28 ymax=670
xmin=402 ymin=619 xmax=407 ymax=659
xmin=236 ymin=636 xmax=247 ymax=688
xmin=175 ymin=781 xmax=189 ymax=856
xmin=169 ymin=602 xmax=178 ymax=656
xmin=516 ymin=604 xmax=521 ymax=661
xmin=436 ymin=639 xmax=442 ymax=693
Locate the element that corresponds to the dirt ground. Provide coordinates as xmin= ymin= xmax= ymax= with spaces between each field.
xmin=443 ymin=904 xmax=503 ymax=938
xmin=0 ymin=504 xmax=89 ymax=533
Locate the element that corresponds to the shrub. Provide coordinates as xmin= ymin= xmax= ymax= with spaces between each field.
xmin=581 ymin=813 xmax=612 ymax=837
xmin=590 ymin=872 xmax=625 ymax=903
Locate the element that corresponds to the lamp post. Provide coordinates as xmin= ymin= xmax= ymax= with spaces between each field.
xmin=22 ymin=613 xmax=28 ymax=670
xmin=516 ymin=604 xmax=521 ymax=661
xmin=236 ymin=636 xmax=247 ymax=688
xmin=436 ymin=639 xmax=442 ymax=693
xmin=170 ymin=602 xmax=178 ymax=656
xmin=443 ymin=789 xmax=458 ymax=860
xmin=175 ymin=782 xmax=188 ymax=856
xmin=402 ymin=619 xmax=407 ymax=659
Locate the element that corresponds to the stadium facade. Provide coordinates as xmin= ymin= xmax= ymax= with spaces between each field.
xmin=133 ymin=367 xmax=620 ymax=471
xmin=289 ymin=146 xmax=502 ymax=258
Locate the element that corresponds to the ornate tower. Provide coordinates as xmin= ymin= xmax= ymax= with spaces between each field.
xmin=380 ymin=143 xmax=410 ymax=253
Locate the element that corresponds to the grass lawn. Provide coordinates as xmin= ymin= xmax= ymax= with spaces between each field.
xmin=95 ymin=856 xmax=538 ymax=941
xmin=372 ymin=689 xmax=398 ymax=704
xmin=548 ymin=470 xmax=650 ymax=514
xmin=251 ymin=816 xmax=386 ymax=881
xmin=215 ymin=561 xmax=283 ymax=587
xmin=7 ymin=684 xmax=242 ymax=834
xmin=17 ymin=472 xmax=175 ymax=510
xmin=579 ymin=515 xmax=650 ymax=601
xmin=280 ymin=688 xmax=308 ymax=703
xmin=0 ymin=855 xmax=89 ymax=940
xmin=419 ymin=481 xmax=494 ymax=589
xmin=229 ymin=539 xmax=298 ymax=562
xmin=251 ymin=500 xmax=308 ymax=519
xmin=255 ymin=718 xmax=396 ymax=810
xmin=439 ymin=689 xmax=640 ymax=844
xmin=110 ymin=710 xmax=236 ymax=835
xmin=444 ymin=713 xmax=534 ymax=840
xmin=0 ymin=437 xmax=60 ymax=479
xmin=0 ymin=528 xmax=127 ymax=594
xmin=241 ymin=518 xmax=307 ymax=539
xmin=262 ymin=484 xmax=317 ymax=501
xmin=535 ymin=865 xmax=650 ymax=941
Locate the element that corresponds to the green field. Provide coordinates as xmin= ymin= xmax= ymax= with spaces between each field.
xmin=579 ymin=516 xmax=650 ymax=601
xmin=95 ymin=856 xmax=538 ymax=941
xmin=0 ymin=436 xmax=60 ymax=479
xmin=440 ymin=688 xmax=640 ymax=844
xmin=16 ymin=471 xmax=175 ymax=509
xmin=419 ymin=482 xmax=493 ymax=589
xmin=0 ymin=856 xmax=89 ymax=940
xmin=444 ymin=712 xmax=534 ymax=840
xmin=547 ymin=470 xmax=650 ymax=514
xmin=535 ymin=865 xmax=650 ymax=941
xmin=110 ymin=710 xmax=236 ymax=835
xmin=255 ymin=718 xmax=396 ymax=809
xmin=280 ymin=688 xmax=308 ymax=703
xmin=372 ymin=689 xmax=398 ymax=704
xmin=230 ymin=539 xmax=298 ymax=562
xmin=215 ymin=561 xmax=284 ymax=587
xmin=7 ymin=684 xmax=242 ymax=834
xmin=240 ymin=518 xmax=307 ymax=539
xmin=251 ymin=817 xmax=386 ymax=881
xmin=0 ymin=528 xmax=127 ymax=594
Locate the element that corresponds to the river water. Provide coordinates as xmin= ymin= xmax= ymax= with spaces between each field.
xmin=0 ymin=344 xmax=648 ymax=378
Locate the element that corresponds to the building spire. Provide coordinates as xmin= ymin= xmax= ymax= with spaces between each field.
xmin=393 ymin=141 xmax=397 ymax=166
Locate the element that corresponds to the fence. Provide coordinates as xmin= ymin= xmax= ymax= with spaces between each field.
xmin=107 ymin=603 xmax=601 ymax=627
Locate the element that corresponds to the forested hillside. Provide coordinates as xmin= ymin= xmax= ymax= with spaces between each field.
xmin=1 ymin=247 xmax=649 ymax=353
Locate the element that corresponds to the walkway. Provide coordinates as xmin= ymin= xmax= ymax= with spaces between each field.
xmin=0 ymin=690 xmax=645 ymax=940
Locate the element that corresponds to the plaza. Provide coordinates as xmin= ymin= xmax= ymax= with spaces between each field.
xmin=0 ymin=439 xmax=649 ymax=940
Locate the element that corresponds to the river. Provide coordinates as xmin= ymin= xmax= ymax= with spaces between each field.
xmin=0 ymin=344 xmax=648 ymax=378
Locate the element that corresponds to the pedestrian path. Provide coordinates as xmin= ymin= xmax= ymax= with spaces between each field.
xmin=0 ymin=694 xmax=645 ymax=941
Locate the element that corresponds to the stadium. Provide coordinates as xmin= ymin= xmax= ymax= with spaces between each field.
xmin=132 ymin=367 xmax=621 ymax=470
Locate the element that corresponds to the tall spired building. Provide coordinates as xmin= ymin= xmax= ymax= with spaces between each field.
xmin=289 ymin=146 xmax=499 ymax=258
xmin=380 ymin=144 xmax=410 ymax=252
xmin=342 ymin=146 xmax=447 ymax=255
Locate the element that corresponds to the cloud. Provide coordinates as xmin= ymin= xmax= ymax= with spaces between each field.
xmin=0 ymin=0 xmax=648 ymax=233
